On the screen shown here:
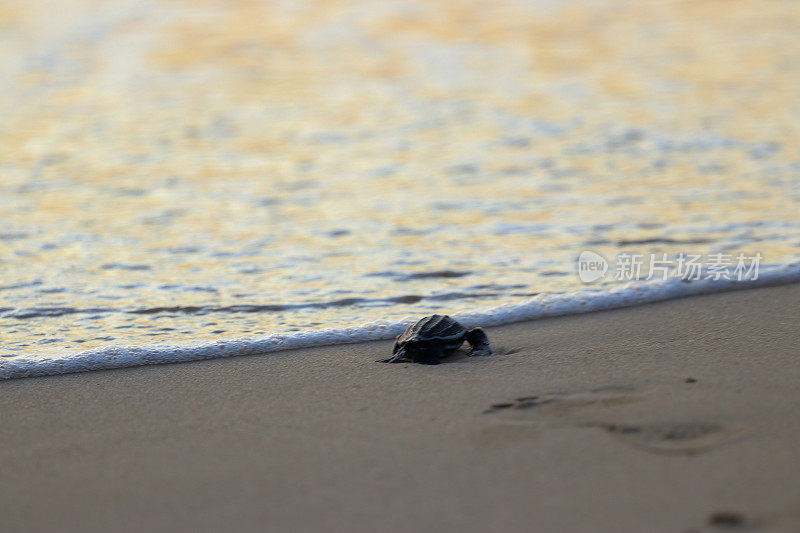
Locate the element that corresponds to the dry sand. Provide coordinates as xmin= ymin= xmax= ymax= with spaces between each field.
xmin=2 ymin=284 xmax=799 ymax=532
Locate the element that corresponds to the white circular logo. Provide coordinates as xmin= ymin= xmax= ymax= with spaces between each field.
xmin=578 ymin=250 xmax=608 ymax=283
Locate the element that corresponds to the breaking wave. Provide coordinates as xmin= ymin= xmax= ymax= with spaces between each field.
xmin=2 ymin=262 xmax=798 ymax=380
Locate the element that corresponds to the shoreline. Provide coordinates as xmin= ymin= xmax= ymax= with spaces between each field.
xmin=2 ymin=284 xmax=799 ymax=531
xmin=3 ymin=262 xmax=799 ymax=380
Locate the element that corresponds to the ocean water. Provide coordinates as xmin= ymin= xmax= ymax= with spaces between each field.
xmin=1 ymin=0 xmax=799 ymax=376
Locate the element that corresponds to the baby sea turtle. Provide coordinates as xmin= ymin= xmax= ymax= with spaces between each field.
xmin=378 ymin=314 xmax=492 ymax=365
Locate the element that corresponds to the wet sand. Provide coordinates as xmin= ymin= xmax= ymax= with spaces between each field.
xmin=2 ymin=284 xmax=799 ymax=532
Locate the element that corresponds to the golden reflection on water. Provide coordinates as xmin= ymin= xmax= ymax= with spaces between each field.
xmin=1 ymin=0 xmax=799 ymax=356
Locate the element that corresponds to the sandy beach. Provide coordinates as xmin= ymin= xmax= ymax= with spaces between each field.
xmin=2 ymin=0 xmax=799 ymax=530
xmin=2 ymin=284 xmax=799 ymax=532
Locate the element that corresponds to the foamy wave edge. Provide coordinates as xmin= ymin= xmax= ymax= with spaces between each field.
xmin=3 ymin=261 xmax=799 ymax=380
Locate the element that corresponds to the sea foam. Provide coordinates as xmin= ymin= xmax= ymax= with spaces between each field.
xmin=1 ymin=261 xmax=798 ymax=380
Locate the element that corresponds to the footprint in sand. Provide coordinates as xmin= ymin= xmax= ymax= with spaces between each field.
xmin=481 ymin=386 xmax=743 ymax=455
xmin=482 ymin=386 xmax=640 ymax=416
xmin=587 ymin=421 xmax=744 ymax=456
xmin=474 ymin=386 xmax=642 ymax=449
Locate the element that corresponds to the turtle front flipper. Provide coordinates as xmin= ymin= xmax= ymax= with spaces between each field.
xmin=377 ymin=347 xmax=407 ymax=363
xmin=378 ymin=337 xmax=407 ymax=363
xmin=465 ymin=327 xmax=492 ymax=357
